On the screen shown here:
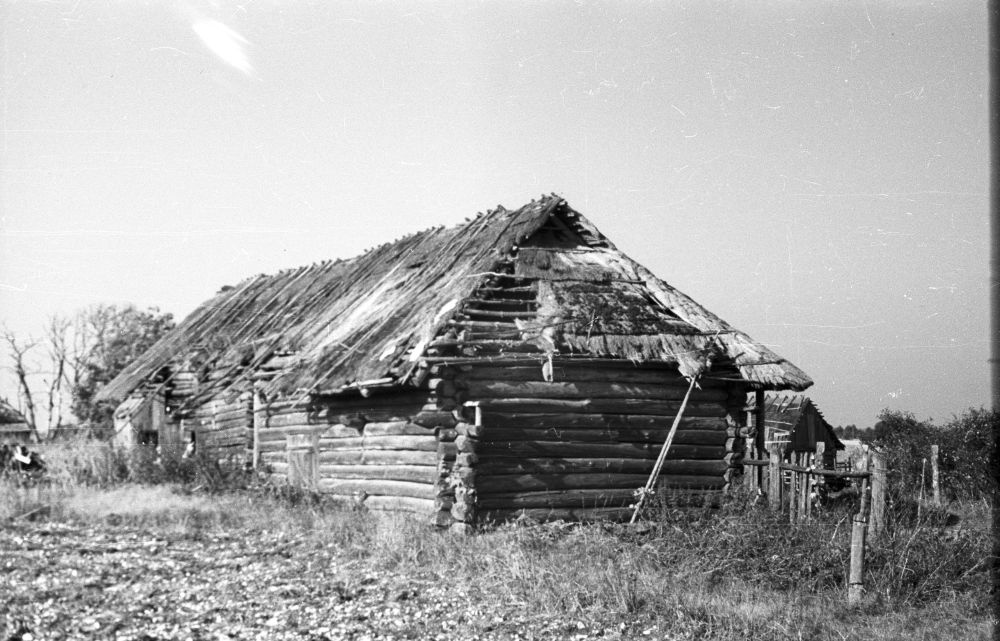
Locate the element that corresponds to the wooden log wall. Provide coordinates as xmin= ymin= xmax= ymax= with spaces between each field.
xmin=189 ymin=389 xmax=252 ymax=458
xmin=257 ymin=393 xmax=440 ymax=518
xmin=442 ymin=360 xmax=736 ymax=527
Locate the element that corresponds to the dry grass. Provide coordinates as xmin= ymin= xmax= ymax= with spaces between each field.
xmin=2 ymin=442 xmax=992 ymax=640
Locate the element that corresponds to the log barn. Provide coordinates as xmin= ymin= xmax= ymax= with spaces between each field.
xmin=749 ymin=394 xmax=843 ymax=469
xmin=97 ymin=195 xmax=812 ymax=527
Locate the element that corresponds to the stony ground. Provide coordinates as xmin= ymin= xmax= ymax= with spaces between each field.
xmin=1 ymin=519 xmax=643 ymax=641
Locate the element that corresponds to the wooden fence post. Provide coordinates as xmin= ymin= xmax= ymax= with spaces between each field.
xmin=252 ymin=388 xmax=264 ymax=469
xmin=848 ymin=446 xmax=872 ymax=606
xmin=870 ymin=450 xmax=886 ymax=537
xmin=768 ymin=444 xmax=782 ymax=511
xmin=789 ymin=452 xmax=799 ymax=525
xmin=930 ymin=444 xmax=941 ymax=507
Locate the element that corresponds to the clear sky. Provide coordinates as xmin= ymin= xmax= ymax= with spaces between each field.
xmin=0 ymin=0 xmax=989 ymax=428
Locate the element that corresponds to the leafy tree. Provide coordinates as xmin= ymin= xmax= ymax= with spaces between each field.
xmin=71 ymin=305 xmax=175 ymax=431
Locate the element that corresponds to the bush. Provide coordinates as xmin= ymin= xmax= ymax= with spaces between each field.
xmin=871 ymin=408 xmax=996 ymax=504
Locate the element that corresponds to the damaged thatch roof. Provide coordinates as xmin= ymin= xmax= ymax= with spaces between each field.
xmin=751 ymin=394 xmax=843 ymax=451
xmin=97 ymin=195 xmax=811 ymax=407
xmin=0 ymin=399 xmax=31 ymax=438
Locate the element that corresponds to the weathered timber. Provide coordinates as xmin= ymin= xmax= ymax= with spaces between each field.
xmin=316 ymin=449 xmax=437 ymax=466
xmin=210 ymin=408 xmax=252 ymax=423
xmin=459 ymin=439 xmax=725 ymax=460
xmin=463 ymin=380 xmax=728 ymax=402
xmin=474 ymin=457 xmax=728 ymax=477
xmin=456 ymin=425 xmax=728 ymax=446
xmin=412 ymin=410 xmax=458 ymax=429
xmin=261 ymin=413 xmax=315 ymax=428
xmin=316 ymin=479 xmax=436 ymax=500
xmin=469 ymin=398 xmax=726 ymax=416
xmin=464 ymin=364 xmax=729 ymax=386
xmin=479 ymin=412 xmax=727 ymax=431
xmin=201 ymin=425 xmax=248 ymax=441
xmin=360 ymin=495 xmax=435 ymax=514
xmin=316 ymin=435 xmax=437 ymax=451
xmin=475 ymin=487 xmax=713 ymax=510
xmin=258 ymin=424 xmax=352 ymax=440
xmin=361 ymin=421 xmax=432 ymax=436
xmin=435 ymin=427 xmax=459 ymax=442
xmin=474 ymin=471 xmax=724 ymax=494
xmin=314 ymin=464 xmax=437 ymax=483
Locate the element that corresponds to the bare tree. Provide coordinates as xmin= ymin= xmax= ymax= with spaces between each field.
xmin=1 ymin=326 xmax=40 ymax=442
xmin=43 ymin=315 xmax=72 ymax=433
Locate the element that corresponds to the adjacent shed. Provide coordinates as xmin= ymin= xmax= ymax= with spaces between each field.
xmin=749 ymin=394 xmax=843 ymax=469
xmin=96 ymin=195 xmax=812 ymax=526
xmin=0 ymin=399 xmax=33 ymax=445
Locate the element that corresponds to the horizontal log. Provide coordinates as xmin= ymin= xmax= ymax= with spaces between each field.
xmin=258 ymin=424 xmax=353 ymax=441
xmin=318 ymin=449 xmax=437 ymax=466
xmin=262 ymin=413 xmax=314 ymax=428
xmin=457 ymin=425 xmax=727 ymax=446
xmin=474 ymin=473 xmax=724 ymax=494
xmin=469 ymin=398 xmax=726 ymax=417
xmin=200 ymin=425 xmax=249 ymax=441
xmin=210 ymin=407 xmax=251 ymax=422
xmin=479 ymin=412 xmax=728 ymax=431
xmin=312 ymin=408 xmax=422 ymax=424
xmin=461 ymin=440 xmax=725 ymax=461
xmin=474 ymin=458 xmax=728 ymax=477
xmin=360 ymin=495 xmax=435 ymax=514
xmin=463 ymin=380 xmax=728 ymax=402
xmin=362 ymin=421 xmax=432 ymax=437
xmin=316 ymin=479 xmax=436 ymax=500
xmin=317 ymin=435 xmax=437 ymax=451
xmin=476 ymin=483 xmax=723 ymax=510
xmin=315 ymin=464 xmax=436 ymax=483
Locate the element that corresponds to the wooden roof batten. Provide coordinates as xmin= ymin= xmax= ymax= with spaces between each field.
xmin=97 ymin=195 xmax=812 ymax=409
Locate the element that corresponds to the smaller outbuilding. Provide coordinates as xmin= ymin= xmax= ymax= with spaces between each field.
xmin=0 ymin=399 xmax=34 ymax=445
xmin=749 ymin=394 xmax=843 ymax=469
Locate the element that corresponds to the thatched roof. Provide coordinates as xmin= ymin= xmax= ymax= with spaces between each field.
xmin=97 ymin=196 xmax=811 ymax=407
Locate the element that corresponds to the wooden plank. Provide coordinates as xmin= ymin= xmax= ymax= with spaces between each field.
xmin=457 ymin=425 xmax=728 ymax=446
xmin=263 ymin=413 xmax=315 ymax=428
xmin=463 ymin=380 xmax=728 ymax=402
xmin=474 ymin=457 xmax=728 ymax=477
xmin=469 ymin=398 xmax=726 ymax=417
xmin=461 ymin=439 xmax=725 ymax=460
xmin=316 ymin=479 xmax=436 ymax=500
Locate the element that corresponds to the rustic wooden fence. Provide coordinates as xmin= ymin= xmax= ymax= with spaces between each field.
xmin=742 ymin=442 xmax=887 ymax=605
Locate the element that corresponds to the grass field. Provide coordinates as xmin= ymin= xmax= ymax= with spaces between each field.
xmin=0 ymin=441 xmax=993 ymax=640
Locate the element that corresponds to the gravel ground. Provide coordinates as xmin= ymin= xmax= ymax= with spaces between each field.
xmin=1 ymin=519 xmax=643 ymax=641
